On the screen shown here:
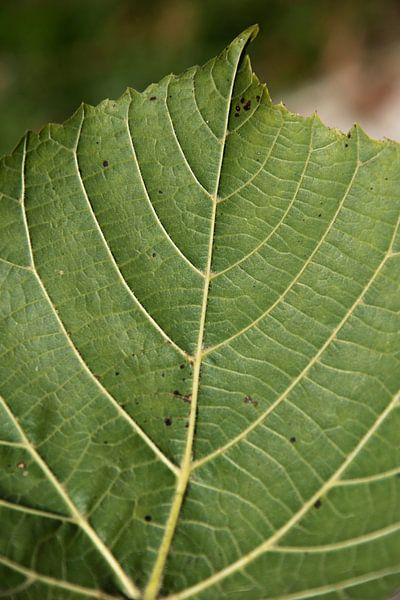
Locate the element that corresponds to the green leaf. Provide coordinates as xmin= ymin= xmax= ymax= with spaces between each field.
xmin=0 ymin=25 xmax=399 ymax=600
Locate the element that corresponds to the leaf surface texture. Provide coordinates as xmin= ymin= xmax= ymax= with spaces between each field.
xmin=0 ymin=26 xmax=399 ymax=600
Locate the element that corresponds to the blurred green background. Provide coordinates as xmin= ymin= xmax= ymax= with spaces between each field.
xmin=1 ymin=0 xmax=399 ymax=157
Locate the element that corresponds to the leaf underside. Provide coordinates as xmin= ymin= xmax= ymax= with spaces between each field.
xmin=0 ymin=25 xmax=399 ymax=600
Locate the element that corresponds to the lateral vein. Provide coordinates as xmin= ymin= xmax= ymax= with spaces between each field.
xmin=18 ymin=135 xmax=141 ymax=599
xmin=0 ymin=554 xmax=121 ymax=599
xmin=126 ymin=94 xmax=205 ymax=278
xmin=77 ymin=106 xmax=190 ymax=360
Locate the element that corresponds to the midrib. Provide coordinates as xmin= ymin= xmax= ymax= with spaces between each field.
xmin=143 ymin=49 xmax=241 ymax=600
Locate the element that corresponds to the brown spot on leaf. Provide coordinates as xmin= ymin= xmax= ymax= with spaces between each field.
xmin=173 ymin=390 xmax=192 ymax=403
xmin=243 ymin=100 xmax=251 ymax=111
xmin=244 ymin=395 xmax=258 ymax=407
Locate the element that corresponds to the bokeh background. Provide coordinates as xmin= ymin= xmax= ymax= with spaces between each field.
xmin=1 ymin=0 xmax=400 ymax=157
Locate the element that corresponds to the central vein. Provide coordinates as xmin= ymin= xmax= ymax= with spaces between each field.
xmin=143 ymin=190 xmax=218 ymax=600
xmin=143 ymin=31 xmax=253 ymax=598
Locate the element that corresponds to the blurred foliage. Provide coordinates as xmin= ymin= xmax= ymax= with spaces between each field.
xmin=0 ymin=0 xmax=399 ymax=156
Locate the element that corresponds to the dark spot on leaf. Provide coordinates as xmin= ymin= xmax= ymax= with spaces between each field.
xmin=318 ymin=213 xmax=322 ymax=217
xmin=185 ymin=421 xmax=189 ymax=428
xmin=347 ymin=133 xmax=351 ymax=138
xmin=96 ymin=141 xmax=99 ymax=145
xmin=164 ymin=417 xmax=172 ymax=426
xmin=243 ymin=100 xmax=251 ymax=111
xmin=240 ymin=97 xmax=245 ymax=104
xmin=256 ymin=95 xmax=261 ymax=102
xmin=235 ymin=105 xmax=241 ymax=112
xmin=244 ymin=395 xmax=258 ymax=407
xmin=370 ymin=187 xmax=373 ymax=191
xmin=158 ymin=190 xmax=163 ymax=194
xmin=234 ymin=112 xmax=240 ymax=117
xmin=115 ymin=371 xmax=120 ymax=376
xmin=173 ymin=390 xmax=192 ymax=403
xmin=290 ymin=436 xmax=296 ymax=443
xmin=103 ymin=440 xmax=108 ymax=445
xmin=314 ymin=499 xmax=322 ymax=509
xmin=150 ymin=96 xmax=157 ymax=101
xmin=144 ymin=514 xmax=152 ymax=522
xmin=161 ymin=372 xmax=165 ymax=377
xmin=152 ymin=252 xmax=156 ymax=258
xmin=344 ymin=143 xmax=348 ymax=148
xmin=180 ymin=364 xmax=185 ymax=369
xmin=102 ymin=160 xmax=109 ymax=168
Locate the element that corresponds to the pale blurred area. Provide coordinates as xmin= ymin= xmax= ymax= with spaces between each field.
xmin=284 ymin=10 xmax=400 ymax=141
xmin=0 ymin=0 xmax=399 ymax=157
